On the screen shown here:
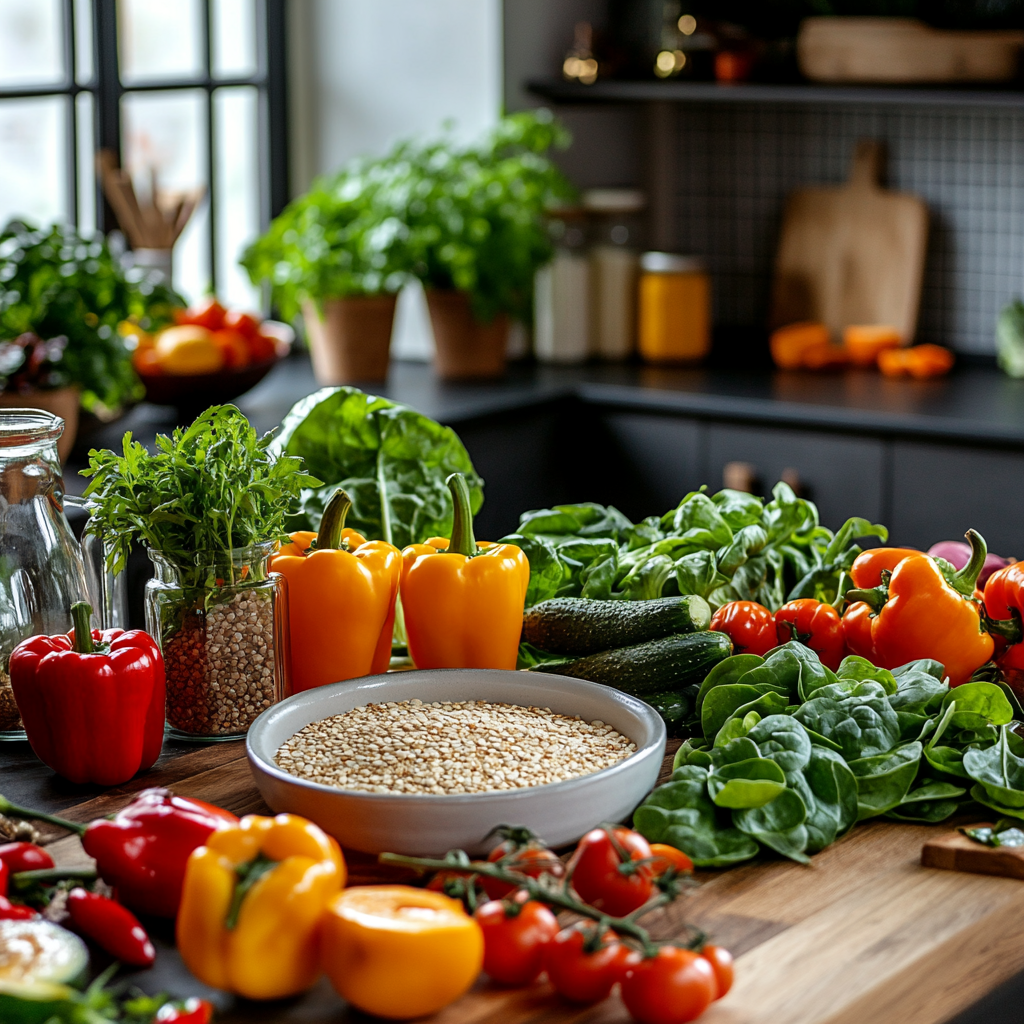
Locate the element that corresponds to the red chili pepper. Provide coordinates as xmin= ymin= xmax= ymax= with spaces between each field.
xmin=82 ymin=788 xmax=238 ymax=918
xmin=9 ymin=602 xmax=166 ymax=786
xmin=67 ymin=887 xmax=155 ymax=967
xmin=774 ymin=598 xmax=846 ymax=670
xmin=0 ymin=894 xmax=38 ymax=919
xmin=710 ymin=601 xmax=777 ymax=657
xmin=0 ymin=842 xmax=54 ymax=874
xmin=0 ymin=858 xmax=7 ymax=897
xmin=156 ymin=998 xmax=215 ymax=1024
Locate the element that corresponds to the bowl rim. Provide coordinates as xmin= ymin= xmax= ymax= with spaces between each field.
xmin=246 ymin=668 xmax=667 ymax=804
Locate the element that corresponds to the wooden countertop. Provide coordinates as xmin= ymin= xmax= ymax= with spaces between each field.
xmin=3 ymin=736 xmax=1023 ymax=1024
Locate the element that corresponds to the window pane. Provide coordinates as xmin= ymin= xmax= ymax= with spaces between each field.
xmin=0 ymin=97 xmax=67 ymax=228
xmin=121 ymin=89 xmax=209 ymax=301
xmin=74 ymin=0 xmax=93 ymax=84
xmin=76 ymin=92 xmax=95 ymax=235
xmin=212 ymin=0 xmax=257 ymax=80
xmin=0 ymin=0 xmax=64 ymax=88
xmin=119 ymin=0 xmax=203 ymax=84
xmin=214 ymin=87 xmax=260 ymax=309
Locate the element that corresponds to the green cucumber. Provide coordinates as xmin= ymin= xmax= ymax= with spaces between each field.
xmin=532 ymin=630 xmax=733 ymax=697
xmin=522 ymin=595 xmax=711 ymax=657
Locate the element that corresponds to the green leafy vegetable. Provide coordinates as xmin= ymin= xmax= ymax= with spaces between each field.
xmin=83 ymin=405 xmax=317 ymax=587
xmin=272 ymin=386 xmax=483 ymax=549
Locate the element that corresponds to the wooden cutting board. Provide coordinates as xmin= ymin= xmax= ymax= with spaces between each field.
xmin=770 ymin=140 xmax=929 ymax=343
xmin=922 ymin=824 xmax=1024 ymax=880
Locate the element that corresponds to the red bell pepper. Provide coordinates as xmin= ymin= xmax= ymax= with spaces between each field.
xmin=0 ymin=787 xmax=238 ymax=919
xmin=9 ymin=602 xmax=165 ymax=786
xmin=67 ymin=887 xmax=156 ymax=967
xmin=982 ymin=561 xmax=1024 ymax=696
xmin=774 ymin=598 xmax=846 ymax=670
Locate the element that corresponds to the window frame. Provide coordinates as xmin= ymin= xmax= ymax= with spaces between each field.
xmin=0 ymin=0 xmax=287 ymax=293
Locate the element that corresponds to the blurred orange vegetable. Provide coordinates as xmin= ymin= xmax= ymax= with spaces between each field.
xmin=843 ymin=325 xmax=902 ymax=367
xmin=770 ymin=322 xmax=830 ymax=369
xmin=877 ymin=344 xmax=954 ymax=379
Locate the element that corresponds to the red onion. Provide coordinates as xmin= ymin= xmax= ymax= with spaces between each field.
xmin=927 ymin=541 xmax=1012 ymax=589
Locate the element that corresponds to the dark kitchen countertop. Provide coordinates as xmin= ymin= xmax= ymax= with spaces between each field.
xmin=63 ymin=353 xmax=1024 ymax=492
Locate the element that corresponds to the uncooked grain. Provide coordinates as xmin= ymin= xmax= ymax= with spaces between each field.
xmin=274 ymin=699 xmax=636 ymax=794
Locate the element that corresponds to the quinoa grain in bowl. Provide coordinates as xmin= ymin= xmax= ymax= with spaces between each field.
xmin=274 ymin=699 xmax=636 ymax=795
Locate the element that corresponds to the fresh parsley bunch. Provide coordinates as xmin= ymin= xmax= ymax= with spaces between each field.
xmin=83 ymin=405 xmax=320 ymax=586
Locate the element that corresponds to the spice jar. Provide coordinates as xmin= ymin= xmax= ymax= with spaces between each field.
xmin=145 ymin=541 xmax=290 ymax=741
xmin=534 ymin=208 xmax=591 ymax=364
xmin=638 ymin=252 xmax=711 ymax=364
xmin=0 ymin=410 xmax=90 ymax=740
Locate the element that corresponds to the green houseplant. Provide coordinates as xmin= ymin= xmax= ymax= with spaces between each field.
xmin=0 ymin=221 xmax=181 ymax=456
xmin=243 ymin=110 xmax=574 ymax=382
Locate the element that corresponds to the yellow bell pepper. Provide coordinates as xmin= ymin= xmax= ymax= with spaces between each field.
xmin=269 ymin=489 xmax=401 ymax=692
xmin=400 ymin=473 xmax=529 ymax=670
xmin=321 ymin=886 xmax=483 ymax=1019
xmin=176 ymin=813 xmax=345 ymax=1000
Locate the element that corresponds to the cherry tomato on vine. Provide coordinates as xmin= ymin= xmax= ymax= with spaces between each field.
xmin=0 ymin=842 xmax=54 ymax=874
xmin=648 ymin=844 xmax=693 ymax=877
xmin=483 ymin=842 xmax=564 ymax=900
xmin=774 ymin=598 xmax=845 ymax=670
xmin=621 ymin=946 xmax=717 ymax=1024
xmin=474 ymin=896 xmax=559 ymax=986
xmin=568 ymin=827 xmax=654 ymax=917
xmin=700 ymin=944 xmax=734 ymax=1000
xmin=545 ymin=925 xmax=632 ymax=1004
xmin=710 ymin=601 xmax=777 ymax=657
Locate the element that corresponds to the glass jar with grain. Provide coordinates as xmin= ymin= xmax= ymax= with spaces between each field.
xmin=145 ymin=541 xmax=290 ymax=741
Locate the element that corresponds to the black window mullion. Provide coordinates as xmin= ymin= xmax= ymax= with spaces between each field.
xmin=94 ymin=0 xmax=121 ymax=235
xmin=62 ymin=0 xmax=79 ymax=226
xmin=202 ymin=0 xmax=216 ymax=293
xmin=265 ymin=0 xmax=288 ymax=220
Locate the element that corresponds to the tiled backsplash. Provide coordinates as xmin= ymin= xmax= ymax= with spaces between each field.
xmin=673 ymin=100 xmax=1024 ymax=354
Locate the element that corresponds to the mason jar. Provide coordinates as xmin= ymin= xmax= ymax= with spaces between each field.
xmin=0 ymin=410 xmax=90 ymax=740
xmin=145 ymin=541 xmax=290 ymax=741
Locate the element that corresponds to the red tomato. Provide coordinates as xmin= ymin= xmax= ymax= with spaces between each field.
xmin=710 ymin=601 xmax=777 ymax=656
xmin=484 ymin=842 xmax=565 ymax=900
xmin=621 ymin=946 xmax=717 ymax=1024
xmin=700 ymin=944 xmax=734 ymax=1000
xmin=0 ymin=895 xmax=37 ymax=920
xmin=223 ymin=310 xmax=261 ymax=338
xmin=176 ymin=297 xmax=226 ymax=331
xmin=545 ymin=925 xmax=631 ymax=1004
xmin=648 ymin=843 xmax=693 ymax=877
xmin=0 ymin=842 xmax=54 ymax=874
xmin=568 ymin=827 xmax=654 ymax=917
xmin=156 ymin=999 xmax=215 ymax=1024
xmin=211 ymin=328 xmax=251 ymax=369
xmin=774 ymin=598 xmax=846 ymax=670
xmin=474 ymin=897 xmax=559 ymax=986
xmin=247 ymin=333 xmax=277 ymax=362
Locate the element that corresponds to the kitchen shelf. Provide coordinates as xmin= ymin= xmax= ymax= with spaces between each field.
xmin=528 ymin=77 xmax=1024 ymax=109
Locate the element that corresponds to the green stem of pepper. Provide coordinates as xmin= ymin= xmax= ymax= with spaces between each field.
xmin=446 ymin=473 xmax=476 ymax=558
xmin=10 ymin=866 xmax=97 ymax=890
xmin=378 ymin=850 xmax=702 ymax=957
xmin=984 ymin=608 xmax=1024 ymax=645
xmin=71 ymin=602 xmax=95 ymax=654
xmin=844 ymin=583 xmax=889 ymax=613
xmin=315 ymin=488 xmax=353 ymax=552
xmin=950 ymin=529 xmax=988 ymax=597
xmin=0 ymin=794 xmax=87 ymax=836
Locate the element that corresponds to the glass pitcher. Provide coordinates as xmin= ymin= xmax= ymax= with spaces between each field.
xmin=0 ymin=410 xmax=90 ymax=740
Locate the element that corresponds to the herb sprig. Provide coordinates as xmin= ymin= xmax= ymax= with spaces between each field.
xmin=83 ymin=405 xmax=319 ymax=586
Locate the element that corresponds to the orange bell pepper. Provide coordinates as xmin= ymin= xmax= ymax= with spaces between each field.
xmin=843 ymin=530 xmax=993 ymax=686
xmin=401 ymin=473 xmax=529 ymax=670
xmin=849 ymin=547 xmax=921 ymax=589
xmin=270 ymin=489 xmax=401 ymax=691
xmin=877 ymin=344 xmax=954 ymax=379
xmin=842 ymin=325 xmax=901 ymax=367
xmin=769 ymin=322 xmax=830 ymax=369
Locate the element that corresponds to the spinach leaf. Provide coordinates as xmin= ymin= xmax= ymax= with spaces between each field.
xmin=887 ymin=665 xmax=949 ymax=714
xmin=674 ymin=738 xmax=713 ymax=770
xmin=969 ymin=783 xmax=1024 ymax=821
xmin=517 ymin=502 xmax=631 ymax=541
xmin=556 ymin=538 xmax=620 ymax=600
xmin=893 ymin=659 xmax=945 ymax=682
xmin=702 ymin=685 xmax=788 ymax=744
xmin=659 ymin=492 xmax=734 ymax=550
xmin=940 ymin=682 xmax=1014 ymax=733
xmin=885 ymin=781 xmax=966 ymax=823
xmin=273 ymin=387 xmax=483 ymax=550
xmin=675 ymin=550 xmax=730 ymax=600
xmin=733 ymin=788 xmax=811 ymax=864
xmin=633 ymin=766 xmax=760 ymax=868
xmin=502 ymin=535 xmax=567 ymax=607
xmin=713 ymin=712 xmax=762 ymax=748
xmin=836 ymin=656 xmax=897 ymax=695
xmin=746 ymin=715 xmax=813 ymax=773
xmin=847 ymin=742 xmax=922 ymax=820
xmin=794 ymin=681 xmax=902 ymax=761
xmin=696 ymin=654 xmax=765 ymax=711
xmin=711 ymin=489 xmax=764 ymax=529
xmin=710 ymin=736 xmax=761 ymax=766
xmin=964 ymin=726 xmax=1024 ymax=809
xmin=707 ymin=758 xmax=788 ymax=809
xmin=790 ymin=746 xmax=859 ymax=852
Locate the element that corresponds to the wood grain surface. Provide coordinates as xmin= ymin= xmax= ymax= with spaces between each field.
xmin=922 ymin=824 xmax=1024 ymax=880
xmin=3 ymin=737 xmax=1023 ymax=1024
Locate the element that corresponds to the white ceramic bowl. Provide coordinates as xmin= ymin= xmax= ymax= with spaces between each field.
xmin=246 ymin=669 xmax=666 ymax=856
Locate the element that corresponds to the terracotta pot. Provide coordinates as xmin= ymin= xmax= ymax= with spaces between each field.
xmin=425 ymin=290 xmax=508 ymax=380
xmin=0 ymin=387 xmax=79 ymax=462
xmin=302 ymin=295 xmax=397 ymax=384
